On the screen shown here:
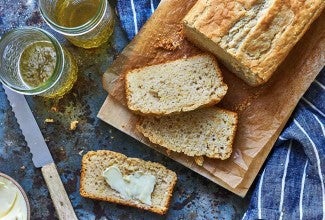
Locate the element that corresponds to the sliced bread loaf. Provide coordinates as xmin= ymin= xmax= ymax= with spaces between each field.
xmin=80 ymin=150 xmax=177 ymax=215
xmin=125 ymin=55 xmax=228 ymax=115
xmin=183 ymin=0 xmax=324 ymax=86
xmin=137 ymin=107 xmax=238 ymax=160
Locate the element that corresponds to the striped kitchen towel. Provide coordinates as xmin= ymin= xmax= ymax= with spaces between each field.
xmin=116 ymin=0 xmax=159 ymax=40
xmin=242 ymin=70 xmax=325 ymax=220
xmin=116 ymin=1 xmax=325 ymax=219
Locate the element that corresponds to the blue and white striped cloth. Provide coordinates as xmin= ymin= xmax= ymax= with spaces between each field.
xmin=243 ymin=71 xmax=325 ymax=220
xmin=116 ymin=1 xmax=325 ymax=219
xmin=117 ymin=0 xmax=160 ymax=40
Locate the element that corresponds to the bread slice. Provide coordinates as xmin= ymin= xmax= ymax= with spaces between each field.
xmin=137 ymin=107 xmax=238 ymax=160
xmin=183 ymin=0 xmax=324 ymax=86
xmin=125 ymin=55 xmax=228 ymax=115
xmin=80 ymin=150 xmax=177 ymax=215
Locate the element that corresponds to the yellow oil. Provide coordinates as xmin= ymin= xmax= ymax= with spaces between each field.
xmin=18 ymin=41 xmax=78 ymax=99
xmin=42 ymin=48 xmax=78 ymax=99
xmin=56 ymin=0 xmax=100 ymax=28
xmin=55 ymin=0 xmax=114 ymax=48
xmin=19 ymin=41 xmax=56 ymax=88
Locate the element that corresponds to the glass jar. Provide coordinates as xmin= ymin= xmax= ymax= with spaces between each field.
xmin=0 ymin=27 xmax=77 ymax=98
xmin=39 ymin=0 xmax=115 ymax=49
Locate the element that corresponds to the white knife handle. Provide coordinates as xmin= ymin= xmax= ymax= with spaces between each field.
xmin=41 ymin=163 xmax=78 ymax=220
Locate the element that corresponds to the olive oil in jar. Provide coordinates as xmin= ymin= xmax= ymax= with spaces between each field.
xmin=42 ymin=48 xmax=78 ymax=99
xmin=54 ymin=0 xmax=115 ymax=48
xmin=18 ymin=41 xmax=78 ymax=98
xmin=56 ymin=0 xmax=100 ymax=28
xmin=19 ymin=41 xmax=56 ymax=88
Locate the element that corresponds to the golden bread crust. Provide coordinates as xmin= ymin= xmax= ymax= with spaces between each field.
xmin=183 ymin=0 xmax=325 ymax=86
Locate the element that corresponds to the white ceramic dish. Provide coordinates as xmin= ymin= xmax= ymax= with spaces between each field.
xmin=0 ymin=172 xmax=30 ymax=220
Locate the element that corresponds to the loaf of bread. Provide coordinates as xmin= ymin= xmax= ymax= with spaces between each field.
xmin=137 ymin=107 xmax=238 ymax=160
xmin=80 ymin=150 xmax=177 ymax=215
xmin=183 ymin=0 xmax=324 ymax=86
xmin=125 ymin=55 xmax=228 ymax=115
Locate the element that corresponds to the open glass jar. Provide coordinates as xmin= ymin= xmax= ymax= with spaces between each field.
xmin=0 ymin=27 xmax=77 ymax=98
xmin=39 ymin=0 xmax=115 ymax=49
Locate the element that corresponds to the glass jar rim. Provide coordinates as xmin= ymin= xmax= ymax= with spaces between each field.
xmin=39 ymin=0 xmax=108 ymax=36
xmin=0 ymin=27 xmax=65 ymax=96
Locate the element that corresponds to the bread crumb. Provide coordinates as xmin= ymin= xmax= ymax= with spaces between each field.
xmin=166 ymin=150 xmax=171 ymax=156
xmin=51 ymin=106 xmax=58 ymax=112
xmin=70 ymin=121 xmax=79 ymax=130
xmin=194 ymin=156 xmax=204 ymax=166
xmin=44 ymin=118 xmax=54 ymax=123
xmin=155 ymin=38 xmax=181 ymax=51
xmin=20 ymin=166 xmax=25 ymax=170
xmin=154 ymin=25 xmax=183 ymax=51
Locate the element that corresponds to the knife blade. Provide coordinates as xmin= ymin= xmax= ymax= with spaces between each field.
xmin=3 ymin=85 xmax=77 ymax=220
xmin=4 ymin=86 xmax=53 ymax=167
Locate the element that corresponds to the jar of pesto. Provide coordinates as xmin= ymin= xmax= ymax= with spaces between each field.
xmin=0 ymin=27 xmax=77 ymax=98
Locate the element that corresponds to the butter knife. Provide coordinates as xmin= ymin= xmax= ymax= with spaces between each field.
xmin=3 ymin=86 xmax=77 ymax=220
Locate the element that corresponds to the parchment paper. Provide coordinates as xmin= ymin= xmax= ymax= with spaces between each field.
xmin=99 ymin=0 xmax=325 ymax=196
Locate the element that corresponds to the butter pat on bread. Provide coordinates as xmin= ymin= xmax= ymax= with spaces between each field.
xmin=80 ymin=150 xmax=177 ymax=215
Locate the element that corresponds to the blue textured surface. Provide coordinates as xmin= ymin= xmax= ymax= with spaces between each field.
xmin=0 ymin=1 xmax=250 ymax=219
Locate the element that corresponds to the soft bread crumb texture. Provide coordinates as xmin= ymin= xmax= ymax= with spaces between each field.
xmin=137 ymin=107 xmax=238 ymax=160
xmin=126 ymin=55 xmax=228 ymax=115
xmin=183 ymin=0 xmax=325 ymax=86
xmin=80 ymin=150 xmax=177 ymax=215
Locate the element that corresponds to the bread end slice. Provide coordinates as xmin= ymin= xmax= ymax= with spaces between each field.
xmin=80 ymin=150 xmax=177 ymax=215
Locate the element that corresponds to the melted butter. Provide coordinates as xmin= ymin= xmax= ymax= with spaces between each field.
xmin=102 ymin=166 xmax=156 ymax=205
xmin=0 ymin=177 xmax=28 ymax=220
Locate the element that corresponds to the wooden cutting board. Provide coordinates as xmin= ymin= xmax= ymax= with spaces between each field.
xmin=98 ymin=0 xmax=325 ymax=197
